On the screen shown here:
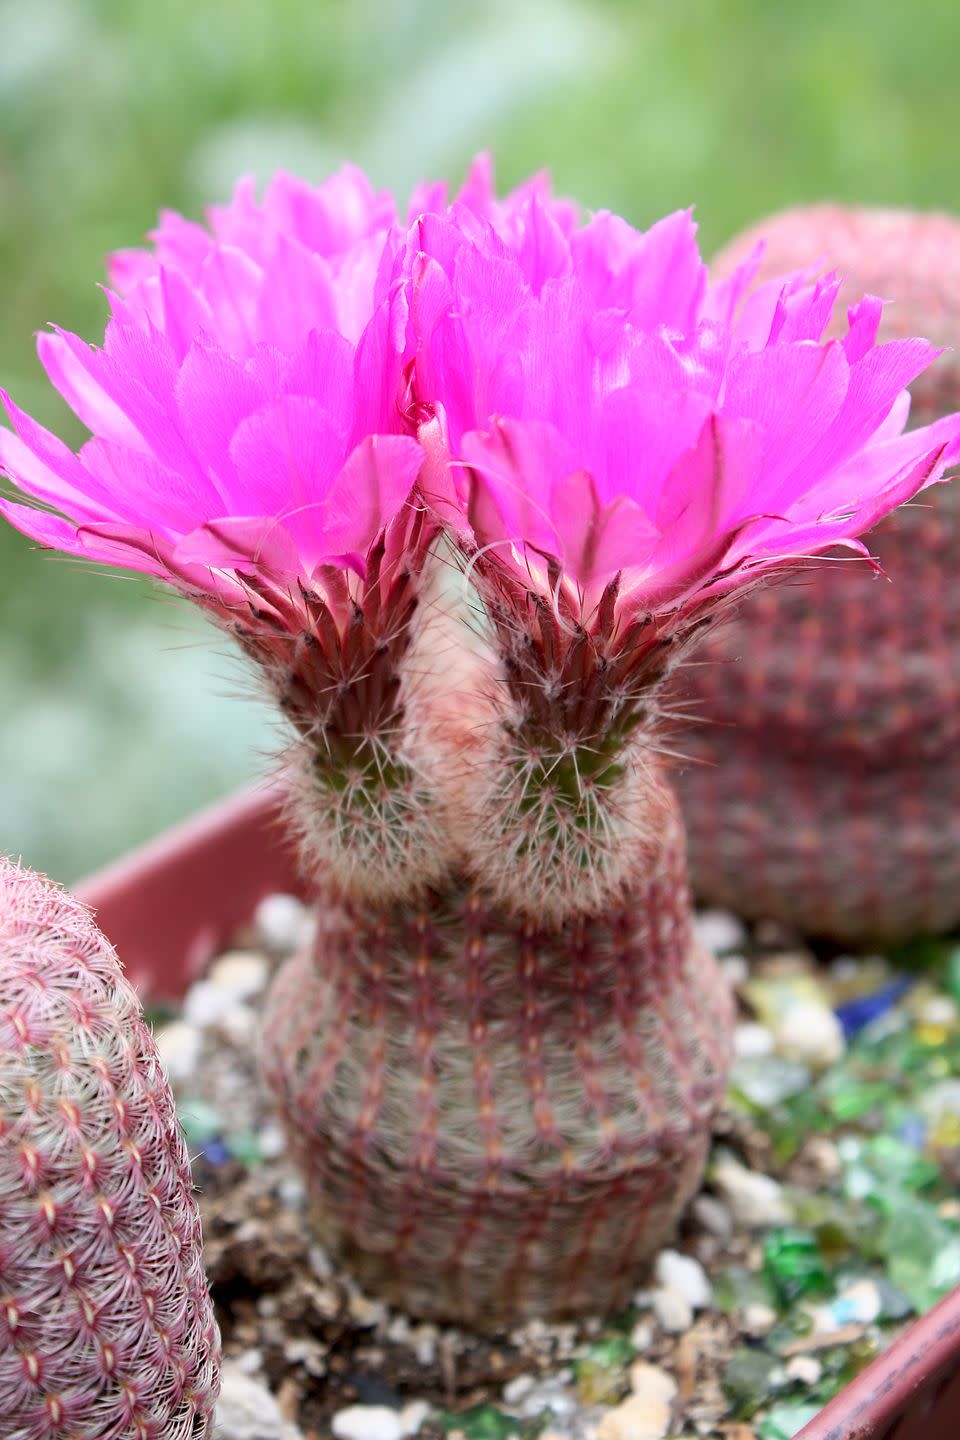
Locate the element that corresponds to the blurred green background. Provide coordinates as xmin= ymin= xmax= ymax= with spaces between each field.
xmin=3 ymin=0 xmax=960 ymax=880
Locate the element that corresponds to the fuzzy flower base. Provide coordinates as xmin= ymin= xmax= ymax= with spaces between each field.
xmin=261 ymin=807 xmax=733 ymax=1331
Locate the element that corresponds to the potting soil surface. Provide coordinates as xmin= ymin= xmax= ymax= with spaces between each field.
xmin=150 ymin=896 xmax=960 ymax=1440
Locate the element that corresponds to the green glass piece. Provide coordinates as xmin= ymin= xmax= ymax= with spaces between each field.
xmin=823 ymin=1078 xmax=891 ymax=1122
xmin=757 ymin=1402 xmax=823 ymax=1439
xmin=946 ymin=949 xmax=960 ymax=1005
xmin=435 ymin=1404 xmax=523 ymax=1439
xmin=763 ymin=1228 xmax=831 ymax=1304
xmin=731 ymin=1056 xmax=811 ymax=1110
xmin=723 ymin=1347 xmax=788 ymax=1419
xmin=225 ymin=1128 xmax=262 ymax=1167
xmin=862 ymin=1135 xmax=939 ymax=1191
xmin=177 ymin=1097 xmax=221 ymax=1145
xmin=713 ymin=1265 xmax=777 ymax=1315
xmin=887 ymin=935 xmax=953 ymax=974
xmin=885 ymin=1204 xmax=960 ymax=1313
xmin=573 ymin=1358 xmax=627 ymax=1406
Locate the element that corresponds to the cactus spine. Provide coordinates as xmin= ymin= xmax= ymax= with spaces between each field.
xmin=673 ymin=207 xmax=960 ymax=943
xmin=0 ymin=857 xmax=220 ymax=1439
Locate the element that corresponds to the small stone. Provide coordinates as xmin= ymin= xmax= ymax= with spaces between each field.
xmin=756 ymin=1402 xmax=821 ymax=1439
xmin=830 ymin=1279 xmax=882 ymax=1326
xmin=741 ymin=1303 xmax=777 ymax=1338
xmin=628 ymin=1362 xmax=677 ymax=1404
xmin=331 ymin=1406 xmax=404 ymax=1440
xmin=347 ymin=1290 xmax=389 ymax=1328
xmin=154 ymin=1019 xmax=202 ymax=1083
xmin=502 ymin=1373 xmax=537 ymax=1405
xmin=653 ymin=1251 xmax=712 ymax=1309
xmin=713 ymin=1157 xmax=790 ymax=1228
xmin=398 ymin=1401 xmax=431 ymax=1437
xmin=734 ymin=1022 xmax=775 ymax=1059
xmin=255 ymin=893 xmax=313 ymax=952
xmin=208 ymin=950 xmax=269 ymax=1002
xmin=521 ymin=1370 xmax=575 ymax=1416
xmin=215 ymin=1362 xmax=292 ymax=1439
xmin=785 ymin=1355 xmax=822 ymax=1386
xmin=731 ymin=1055 xmax=811 ymax=1108
xmin=629 ymin=1319 xmax=655 ymax=1351
xmin=596 ymin=1391 xmax=672 ymax=1440
xmin=694 ymin=909 xmax=746 ymax=954
xmin=720 ymin=954 xmax=750 ymax=986
xmin=651 ymin=1288 xmax=693 ymax=1333
xmin=691 ymin=1194 xmax=733 ymax=1242
xmin=259 ymin=1121 xmax=286 ymax=1159
xmin=916 ymin=994 xmax=958 ymax=1027
xmin=775 ymin=1001 xmax=845 ymax=1070
xmin=518 ymin=1377 xmax=577 ymax=1418
xmin=413 ymin=1323 xmax=438 ymax=1366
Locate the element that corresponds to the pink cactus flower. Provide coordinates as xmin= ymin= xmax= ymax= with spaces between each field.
xmin=411 ymin=165 xmax=960 ymax=634
xmin=0 ymin=166 xmax=425 ymax=635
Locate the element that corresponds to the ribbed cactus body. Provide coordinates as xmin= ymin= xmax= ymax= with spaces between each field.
xmin=0 ymin=859 xmax=220 ymax=1439
xmin=262 ymin=791 xmax=732 ymax=1329
xmin=674 ymin=206 xmax=960 ymax=943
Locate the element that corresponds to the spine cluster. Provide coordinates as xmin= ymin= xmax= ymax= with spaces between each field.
xmin=0 ymin=858 xmax=220 ymax=1439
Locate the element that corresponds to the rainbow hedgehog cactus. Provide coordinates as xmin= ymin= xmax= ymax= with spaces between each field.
xmin=673 ymin=205 xmax=960 ymax=943
xmin=2 ymin=158 xmax=960 ymax=1327
xmin=0 ymin=856 xmax=220 ymax=1438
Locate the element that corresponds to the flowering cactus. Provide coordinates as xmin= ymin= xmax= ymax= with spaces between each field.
xmin=0 ymin=856 xmax=220 ymax=1437
xmin=3 ymin=161 xmax=959 ymax=1326
xmin=672 ymin=206 xmax=960 ymax=942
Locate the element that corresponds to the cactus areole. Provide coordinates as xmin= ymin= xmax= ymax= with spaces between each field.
xmin=3 ymin=161 xmax=960 ymax=1326
xmin=0 ymin=858 xmax=220 ymax=1437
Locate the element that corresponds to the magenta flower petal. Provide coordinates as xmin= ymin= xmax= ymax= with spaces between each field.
xmin=407 ymin=172 xmax=960 ymax=636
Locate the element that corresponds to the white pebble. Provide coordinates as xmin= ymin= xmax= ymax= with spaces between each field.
xmin=259 ymin=1121 xmax=287 ymax=1160
xmin=154 ymin=1020 xmax=202 ymax=1084
xmin=331 ymin=1406 xmax=404 ymax=1440
xmin=629 ymin=1318 xmax=655 ymax=1351
xmin=653 ymin=1251 xmax=712 ymax=1310
xmin=917 ymin=994 xmax=959 ymax=1027
xmin=597 ymin=1390 xmax=672 ymax=1440
xmin=733 ymin=1022 xmax=775 ymax=1059
xmin=691 ymin=1194 xmax=733 ymax=1242
xmin=775 ymin=1001 xmax=845 ymax=1069
xmin=785 ymin=1355 xmax=823 ymax=1386
xmin=694 ymin=910 xmax=746 ymax=955
xmin=712 ymin=1157 xmax=790 ymax=1229
xmin=413 ymin=1323 xmax=438 ymax=1367
xmin=398 ymin=1401 xmax=431 ymax=1437
xmin=719 ymin=954 xmax=749 ymax=986
xmin=628 ymin=1362 xmax=677 ymax=1404
xmin=651 ymin=1287 xmax=693 ymax=1334
xmin=214 ymin=1362 xmax=294 ymax=1439
xmin=255 ymin=893 xmax=313 ymax=952
xmin=518 ymin=1377 xmax=577 ymax=1419
xmin=503 ymin=1372 xmax=537 ymax=1405
xmin=208 ymin=951 xmax=269 ymax=1002
xmin=835 ymin=1279 xmax=882 ymax=1325
xmin=219 ymin=1004 xmax=257 ymax=1046
xmin=741 ymin=1303 xmax=777 ymax=1338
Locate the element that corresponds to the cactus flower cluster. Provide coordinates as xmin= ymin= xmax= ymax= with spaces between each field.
xmin=0 ymin=856 xmax=220 ymax=1438
xmin=2 ymin=159 xmax=959 ymax=1325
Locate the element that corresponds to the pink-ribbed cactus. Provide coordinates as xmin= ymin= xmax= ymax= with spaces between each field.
xmin=3 ymin=162 xmax=960 ymax=1326
xmin=673 ymin=206 xmax=960 ymax=943
xmin=0 ymin=857 xmax=220 ymax=1438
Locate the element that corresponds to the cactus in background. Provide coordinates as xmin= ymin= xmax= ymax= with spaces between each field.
xmin=0 ymin=856 xmax=220 ymax=1437
xmin=3 ymin=163 xmax=960 ymax=1325
xmin=673 ymin=206 xmax=960 ymax=943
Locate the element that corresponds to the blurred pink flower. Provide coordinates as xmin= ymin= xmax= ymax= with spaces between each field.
xmin=411 ymin=163 xmax=960 ymax=626
xmin=0 ymin=166 xmax=425 ymax=632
